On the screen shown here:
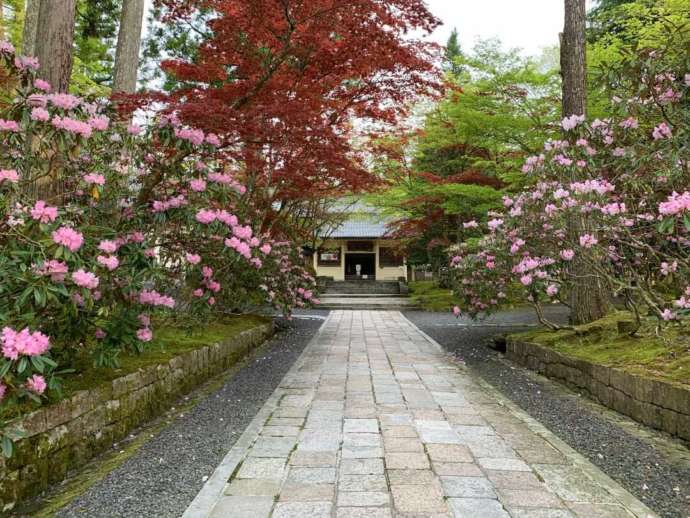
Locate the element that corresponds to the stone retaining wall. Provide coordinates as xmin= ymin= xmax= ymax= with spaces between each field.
xmin=506 ymin=340 xmax=690 ymax=443
xmin=0 ymin=322 xmax=274 ymax=512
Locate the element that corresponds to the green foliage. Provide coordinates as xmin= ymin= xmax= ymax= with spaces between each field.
xmin=444 ymin=28 xmax=463 ymax=75
xmin=418 ymin=40 xmax=560 ymax=185
xmin=70 ymin=0 xmax=122 ymax=95
xmin=0 ymin=0 xmax=25 ymax=48
xmin=587 ymin=0 xmax=690 ymax=117
xmin=140 ymin=4 xmax=213 ymax=91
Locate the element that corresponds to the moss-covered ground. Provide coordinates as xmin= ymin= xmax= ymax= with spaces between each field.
xmin=514 ymin=311 xmax=690 ymax=386
xmin=409 ymin=281 xmax=460 ymax=312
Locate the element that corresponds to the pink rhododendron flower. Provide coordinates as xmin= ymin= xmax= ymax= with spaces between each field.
xmin=97 ymin=255 xmax=119 ymax=271
xmin=0 ymin=119 xmax=19 ymax=132
xmin=127 ymin=124 xmax=142 ymax=135
xmin=48 ymin=93 xmax=80 ymax=110
xmin=35 ymin=259 xmax=68 ymax=282
xmin=452 ymin=306 xmax=461 ymax=317
xmin=260 ymin=244 xmax=272 ymax=255
xmin=15 ymin=56 xmax=39 ymax=70
xmin=186 ymin=253 xmax=201 ymax=264
xmin=95 ymin=329 xmax=106 ymax=339
xmin=26 ymin=374 xmax=47 ymax=394
xmin=136 ymin=328 xmax=153 ymax=342
xmin=659 ymin=191 xmax=690 ymax=216
xmin=579 ymin=234 xmax=598 ymax=248
xmin=189 ymin=179 xmax=207 ymax=192
xmin=52 ymin=226 xmax=84 ymax=251
xmin=52 ymin=116 xmax=93 ymax=138
xmin=205 ymin=133 xmax=221 ymax=146
xmin=195 ymin=209 xmax=216 ymax=224
xmin=193 ymin=289 xmax=204 ymax=297
xmin=30 ymin=107 xmax=50 ymax=122
xmin=560 ymin=249 xmax=575 ymax=261
xmin=652 ymin=122 xmax=673 ymax=140
xmin=520 ymin=275 xmax=533 ymax=286
xmin=88 ymin=115 xmax=110 ymax=131
xmin=1 ymin=327 xmax=51 ymax=359
xmin=98 ymin=240 xmax=119 ymax=253
xmin=72 ymin=269 xmax=99 ymax=289
xmin=660 ymin=261 xmax=678 ymax=276
xmin=175 ymin=127 xmax=205 ymax=146
xmin=0 ymin=169 xmax=19 ymax=183
xmin=34 ymin=79 xmax=51 ymax=92
xmin=660 ymin=309 xmax=676 ymax=321
xmin=546 ymin=284 xmax=559 ymax=297
xmin=83 ymin=173 xmax=105 ymax=185
xmin=487 ymin=219 xmax=503 ymax=231
xmin=561 ymin=114 xmax=585 ymax=131
xmin=139 ymin=290 xmax=175 ymax=308
xmin=30 ymin=200 xmax=58 ymax=222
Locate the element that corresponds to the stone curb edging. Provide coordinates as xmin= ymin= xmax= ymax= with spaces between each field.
xmin=505 ymin=340 xmax=690 ymax=443
xmin=398 ymin=313 xmax=658 ymax=518
xmin=183 ymin=314 xmax=332 ymax=517
xmin=0 ymin=322 xmax=274 ymax=512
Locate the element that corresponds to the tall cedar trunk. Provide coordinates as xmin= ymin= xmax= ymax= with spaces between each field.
xmin=561 ymin=0 xmax=610 ymax=324
xmin=112 ymin=0 xmax=145 ymax=93
xmin=22 ymin=0 xmax=41 ymax=56
xmin=35 ymin=0 xmax=77 ymax=92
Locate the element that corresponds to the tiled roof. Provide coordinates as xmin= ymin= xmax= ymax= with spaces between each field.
xmin=325 ymin=217 xmax=391 ymax=238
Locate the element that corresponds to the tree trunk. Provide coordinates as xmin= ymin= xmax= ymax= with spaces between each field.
xmin=22 ymin=0 xmax=41 ymax=56
xmin=561 ymin=0 xmax=587 ymax=117
xmin=35 ymin=0 xmax=77 ymax=92
xmin=112 ymin=0 xmax=145 ymax=93
xmin=561 ymin=0 xmax=610 ymax=325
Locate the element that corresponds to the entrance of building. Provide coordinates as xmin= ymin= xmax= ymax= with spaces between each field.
xmin=345 ymin=253 xmax=376 ymax=280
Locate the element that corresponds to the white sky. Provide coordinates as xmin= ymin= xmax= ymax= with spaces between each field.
xmin=424 ymin=0 xmax=594 ymax=56
xmin=142 ymin=0 xmax=595 ymax=59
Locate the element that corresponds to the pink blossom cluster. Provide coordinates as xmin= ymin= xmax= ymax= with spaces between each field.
xmin=0 ymin=168 xmax=19 ymax=183
xmin=175 ymin=127 xmax=205 ymax=146
xmin=35 ymin=260 xmax=69 ymax=282
xmin=152 ymin=195 xmax=188 ymax=213
xmin=139 ymin=290 xmax=176 ymax=308
xmin=52 ymin=116 xmax=93 ymax=138
xmin=52 ymin=227 xmax=84 ymax=252
xmin=30 ymin=200 xmax=58 ymax=223
xmin=658 ymin=191 xmax=690 ymax=216
xmin=72 ymin=269 xmax=100 ymax=290
xmin=48 ymin=94 xmax=80 ymax=110
xmin=1 ymin=327 xmax=51 ymax=359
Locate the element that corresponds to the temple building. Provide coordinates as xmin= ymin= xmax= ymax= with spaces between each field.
xmin=313 ymin=202 xmax=407 ymax=281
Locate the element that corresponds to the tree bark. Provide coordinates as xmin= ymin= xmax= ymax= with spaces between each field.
xmin=22 ymin=0 xmax=41 ymax=56
xmin=561 ymin=0 xmax=610 ymax=325
xmin=112 ymin=0 xmax=145 ymax=93
xmin=35 ymin=0 xmax=77 ymax=92
xmin=561 ymin=0 xmax=587 ymax=117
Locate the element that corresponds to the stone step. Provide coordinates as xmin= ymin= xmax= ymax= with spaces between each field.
xmin=324 ymin=280 xmax=401 ymax=295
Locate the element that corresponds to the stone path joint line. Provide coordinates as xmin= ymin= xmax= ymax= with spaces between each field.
xmin=199 ymin=310 xmax=657 ymax=518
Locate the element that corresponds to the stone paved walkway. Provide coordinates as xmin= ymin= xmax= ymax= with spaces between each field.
xmin=187 ymin=311 xmax=656 ymax=518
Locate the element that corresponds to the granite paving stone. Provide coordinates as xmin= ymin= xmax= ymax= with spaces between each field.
xmin=197 ymin=311 xmax=657 ymax=518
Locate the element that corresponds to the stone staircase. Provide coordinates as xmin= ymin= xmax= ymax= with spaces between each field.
xmin=317 ymin=280 xmax=418 ymax=310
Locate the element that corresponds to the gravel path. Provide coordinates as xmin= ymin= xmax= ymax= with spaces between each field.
xmin=405 ymin=308 xmax=690 ymax=518
xmin=52 ymin=312 xmax=328 ymax=518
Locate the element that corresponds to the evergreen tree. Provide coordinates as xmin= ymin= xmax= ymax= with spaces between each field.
xmin=444 ymin=28 xmax=462 ymax=75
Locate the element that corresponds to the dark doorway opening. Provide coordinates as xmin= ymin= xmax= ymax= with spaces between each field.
xmin=345 ymin=253 xmax=376 ymax=280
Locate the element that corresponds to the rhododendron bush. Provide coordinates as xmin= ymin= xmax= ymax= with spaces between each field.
xmin=0 ymin=42 xmax=315 ymax=452
xmin=450 ymin=53 xmax=689 ymax=330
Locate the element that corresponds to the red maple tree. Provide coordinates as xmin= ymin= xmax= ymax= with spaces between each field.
xmin=151 ymin=0 xmax=442 ymax=236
